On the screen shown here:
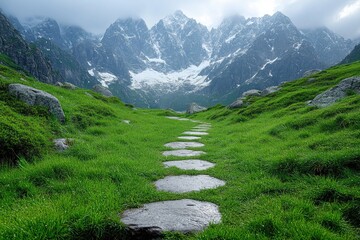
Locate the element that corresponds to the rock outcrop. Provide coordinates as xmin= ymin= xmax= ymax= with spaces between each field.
xmin=242 ymin=89 xmax=261 ymax=98
xmin=93 ymin=84 xmax=113 ymax=97
xmin=228 ymin=99 xmax=244 ymax=109
xmin=308 ymin=76 xmax=360 ymax=108
xmin=8 ymin=84 xmax=65 ymax=122
xmin=261 ymin=86 xmax=281 ymax=96
xmin=186 ymin=103 xmax=207 ymax=114
xmin=0 ymin=12 xmax=59 ymax=83
xmin=303 ymin=69 xmax=321 ymax=78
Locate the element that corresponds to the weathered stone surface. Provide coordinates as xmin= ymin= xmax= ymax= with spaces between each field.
xmin=121 ymin=199 xmax=221 ymax=235
xmin=303 ymin=69 xmax=321 ymax=78
xmin=163 ymin=150 xmax=205 ymax=157
xmin=186 ymin=103 xmax=207 ymax=114
xmin=163 ymin=160 xmax=215 ymax=170
xmin=93 ymin=84 xmax=113 ymax=97
xmin=183 ymin=131 xmax=209 ymax=136
xmin=55 ymin=82 xmax=64 ymax=87
xmin=228 ymin=99 xmax=244 ymax=109
xmin=53 ymin=138 xmax=74 ymax=152
xmin=164 ymin=142 xmax=204 ymax=149
xmin=261 ymin=86 xmax=281 ymax=96
xmin=8 ymin=84 xmax=65 ymax=123
xmin=242 ymin=89 xmax=261 ymax=98
xmin=165 ymin=116 xmax=181 ymax=120
xmin=155 ymin=175 xmax=225 ymax=193
xmin=63 ymin=82 xmax=77 ymax=90
xmin=178 ymin=136 xmax=201 ymax=140
xmin=122 ymin=120 xmax=131 ymax=124
xmin=308 ymin=76 xmax=360 ymax=108
xmin=191 ymin=128 xmax=208 ymax=132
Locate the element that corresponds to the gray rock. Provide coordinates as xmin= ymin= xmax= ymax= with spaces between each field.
xmin=55 ymin=82 xmax=64 ymax=87
xmin=121 ymin=199 xmax=221 ymax=235
xmin=122 ymin=120 xmax=131 ymax=124
xmin=8 ymin=84 xmax=65 ymax=123
xmin=164 ymin=142 xmax=204 ymax=149
xmin=178 ymin=136 xmax=201 ymax=140
xmin=182 ymin=131 xmax=209 ymax=136
xmin=191 ymin=128 xmax=208 ymax=132
xmin=242 ymin=89 xmax=261 ymax=98
xmin=303 ymin=69 xmax=321 ymax=78
xmin=308 ymin=76 xmax=360 ymax=108
xmin=53 ymin=138 xmax=72 ymax=151
xmin=186 ymin=102 xmax=207 ymax=114
xmin=155 ymin=175 xmax=225 ymax=193
xmin=92 ymin=84 xmax=113 ymax=97
xmin=261 ymin=86 xmax=281 ymax=96
xmin=163 ymin=160 xmax=215 ymax=170
xmin=63 ymin=82 xmax=77 ymax=90
xmin=163 ymin=150 xmax=205 ymax=157
xmin=228 ymin=99 xmax=244 ymax=109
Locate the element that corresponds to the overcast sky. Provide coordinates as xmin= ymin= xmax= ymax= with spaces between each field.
xmin=2 ymin=0 xmax=360 ymax=39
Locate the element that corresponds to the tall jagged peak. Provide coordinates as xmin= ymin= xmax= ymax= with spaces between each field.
xmin=271 ymin=11 xmax=291 ymax=23
xmin=162 ymin=10 xmax=191 ymax=29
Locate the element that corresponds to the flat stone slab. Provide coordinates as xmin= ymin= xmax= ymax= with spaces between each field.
xmin=191 ymin=128 xmax=209 ymax=132
xmin=165 ymin=116 xmax=189 ymax=121
xmin=164 ymin=142 xmax=204 ymax=149
xmin=163 ymin=150 xmax=205 ymax=157
xmin=121 ymin=199 xmax=221 ymax=234
xmin=178 ymin=136 xmax=201 ymax=140
xmin=163 ymin=160 xmax=215 ymax=170
xmin=183 ymin=131 xmax=209 ymax=136
xmin=155 ymin=175 xmax=225 ymax=193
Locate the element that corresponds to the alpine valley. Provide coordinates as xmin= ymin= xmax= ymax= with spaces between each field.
xmin=2 ymin=10 xmax=356 ymax=110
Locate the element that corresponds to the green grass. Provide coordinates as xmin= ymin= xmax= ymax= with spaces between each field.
xmin=0 ymin=60 xmax=360 ymax=239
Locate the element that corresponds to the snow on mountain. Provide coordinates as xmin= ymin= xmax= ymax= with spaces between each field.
xmin=130 ymin=60 xmax=210 ymax=93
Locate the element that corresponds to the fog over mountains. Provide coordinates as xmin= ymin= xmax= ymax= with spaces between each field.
xmin=4 ymin=10 xmax=357 ymax=110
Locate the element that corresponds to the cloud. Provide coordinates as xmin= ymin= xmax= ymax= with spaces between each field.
xmin=1 ymin=0 xmax=360 ymax=39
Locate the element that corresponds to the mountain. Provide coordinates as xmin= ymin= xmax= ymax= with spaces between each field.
xmin=4 ymin=10 xmax=355 ymax=110
xmin=0 ymin=12 xmax=59 ymax=83
xmin=302 ymin=27 xmax=355 ymax=66
xmin=341 ymin=43 xmax=360 ymax=64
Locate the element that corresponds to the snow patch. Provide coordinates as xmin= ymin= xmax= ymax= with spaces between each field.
xmin=130 ymin=61 xmax=210 ymax=93
xmin=88 ymin=69 xmax=118 ymax=87
xmin=261 ymin=58 xmax=278 ymax=70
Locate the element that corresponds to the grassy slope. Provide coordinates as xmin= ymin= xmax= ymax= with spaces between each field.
xmin=0 ymin=59 xmax=359 ymax=239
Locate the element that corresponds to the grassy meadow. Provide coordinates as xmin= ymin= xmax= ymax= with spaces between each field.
xmin=0 ymin=59 xmax=359 ymax=239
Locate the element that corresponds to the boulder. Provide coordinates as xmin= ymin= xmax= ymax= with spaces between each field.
xmin=303 ymin=69 xmax=321 ymax=78
xmin=55 ymin=82 xmax=64 ymax=87
xmin=93 ymin=84 xmax=113 ymax=97
xmin=308 ymin=76 xmax=360 ymax=108
xmin=242 ymin=89 xmax=261 ymax=98
xmin=53 ymin=138 xmax=71 ymax=151
xmin=186 ymin=102 xmax=207 ymax=114
xmin=8 ymin=84 xmax=65 ymax=123
xmin=63 ymin=82 xmax=77 ymax=90
xmin=228 ymin=99 xmax=244 ymax=109
xmin=261 ymin=86 xmax=281 ymax=96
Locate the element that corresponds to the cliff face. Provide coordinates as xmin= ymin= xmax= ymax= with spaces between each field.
xmin=0 ymin=12 xmax=59 ymax=83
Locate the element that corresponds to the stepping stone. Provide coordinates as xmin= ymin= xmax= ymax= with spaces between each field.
xmin=121 ymin=199 xmax=221 ymax=235
xmin=183 ymin=131 xmax=209 ymax=136
xmin=155 ymin=175 xmax=225 ymax=193
xmin=178 ymin=136 xmax=201 ymax=140
xmin=191 ymin=128 xmax=208 ymax=132
xmin=164 ymin=142 xmax=204 ymax=149
xmin=163 ymin=160 xmax=215 ymax=170
xmin=163 ymin=150 xmax=205 ymax=157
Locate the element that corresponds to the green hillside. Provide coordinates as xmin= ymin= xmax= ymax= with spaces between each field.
xmin=0 ymin=58 xmax=359 ymax=239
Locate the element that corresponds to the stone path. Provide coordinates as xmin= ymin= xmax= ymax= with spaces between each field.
xmin=183 ymin=131 xmax=209 ymax=136
xmin=155 ymin=175 xmax=225 ymax=193
xmin=121 ymin=118 xmax=225 ymax=236
xmin=163 ymin=159 xmax=215 ymax=170
xmin=164 ymin=141 xmax=204 ymax=149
